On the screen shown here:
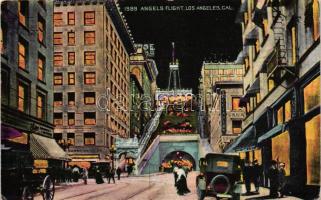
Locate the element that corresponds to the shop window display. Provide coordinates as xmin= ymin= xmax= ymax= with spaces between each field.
xmin=272 ymin=131 xmax=290 ymax=175
xmin=305 ymin=114 xmax=320 ymax=185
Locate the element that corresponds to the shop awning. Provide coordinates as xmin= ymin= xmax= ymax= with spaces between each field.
xmin=257 ymin=124 xmax=285 ymax=143
xmin=30 ymin=134 xmax=70 ymax=161
xmin=225 ymin=126 xmax=255 ymax=153
xmin=243 ymin=78 xmax=260 ymax=99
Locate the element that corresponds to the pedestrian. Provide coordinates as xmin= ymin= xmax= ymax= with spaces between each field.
xmin=72 ymin=166 xmax=80 ymax=182
xmin=252 ymin=160 xmax=262 ymax=194
xmin=173 ymin=166 xmax=178 ymax=186
xmin=82 ymin=168 xmax=88 ymax=185
xmin=268 ymin=160 xmax=279 ymax=198
xmin=176 ymin=166 xmax=190 ymax=195
xmin=95 ymin=166 xmax=104 ymax=184
xmin=243 ymin=159 xmax=252 ymax=195
xmin=196 ymin=172 xmax=206 ymax=200
xmin=116 ymin=167 xmax=121 ymax=180
xmin=66 ymin=166 xmax=72 ymax=183
xmin=107 ymin=168 xmax=115 ymax=184
xmin=278 ymin=162 xmax=286 ymax=198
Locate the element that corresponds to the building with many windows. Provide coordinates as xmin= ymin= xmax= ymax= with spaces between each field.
xmin=199 ymin=62 xmax=243 ymax=138
xmin=1 ymin=0 xmax=68 ymax=167
xmin=226 ymin=0 xmax=320 ymax=197
xmin=205 ymin=63 xmax=245 ymax=152
xmin=53 ymin=0 xmax=135 ymax=163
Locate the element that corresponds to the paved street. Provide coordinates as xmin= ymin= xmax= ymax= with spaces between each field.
xmin=35 ymin=172 xmax=302 ymax=200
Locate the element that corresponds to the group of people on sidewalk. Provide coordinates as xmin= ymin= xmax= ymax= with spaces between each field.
xmin=268 ymin=160 xmax=286 ymax=198
xmin=242 ymin=159 xmax=287 ymax=198
xmin=94 ymin=166 xmax=122 ymax=184
xmin=173 ymin=165 xmax=191 ymax=195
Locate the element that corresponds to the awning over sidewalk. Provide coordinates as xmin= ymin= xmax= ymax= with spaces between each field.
xmin=258 ymin=124 xmax=285 ymax=143
xmin=30 ymin=134 xmax=70 ymax=161
xmin=225 ymin=126 xmax=255 ymax=153
xmin=242 ymin=78 xmax=260 ymax=99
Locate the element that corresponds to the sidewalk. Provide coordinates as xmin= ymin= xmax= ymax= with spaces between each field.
xmin=240 ymin=184 xmax=302 ymax=200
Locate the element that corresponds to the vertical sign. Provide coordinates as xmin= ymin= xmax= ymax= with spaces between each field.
xmin=221 ymin=90 xmax=227 ymax=134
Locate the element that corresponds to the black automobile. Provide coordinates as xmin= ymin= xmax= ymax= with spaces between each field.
xmin=198 ymin=153 xmax=242 ymax=200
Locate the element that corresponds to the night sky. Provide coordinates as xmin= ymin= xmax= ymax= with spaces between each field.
xmin=119 ymin=0 xmax=242 ymax=93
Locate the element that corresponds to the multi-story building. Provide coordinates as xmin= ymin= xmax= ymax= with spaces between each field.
xmin=53 ymin=0 xmax=135 ymax=163
xmin=199 ymin=62 xmax=243 ymax=138
xmin=130 ymin=47 xmax=158 ymax=138
xmin=226 ymin=0 xmax=320 ymax=197
xmin=1 ymin=1 xmax=68 ymax=163
xmin=206 ymin=63 xmax=244 ymax=152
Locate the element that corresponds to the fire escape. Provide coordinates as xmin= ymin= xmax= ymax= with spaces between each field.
xmin=267 ymin=0 xmax=296 ymax=81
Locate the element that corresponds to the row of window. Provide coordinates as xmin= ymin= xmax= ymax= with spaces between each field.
xmin=54 ymin=132 xmax=95 ymax=146
xmin=54 ymin=11 xmax=95 ymax=26
xmin=54 ymin=31 xmax=95 ymax=46
xmin=54 ymin=51 xmax=95 ymax=66
xmin=54 ymin=112 xmax=96 ymax=126
xmin=54 ymin=72 xmax=95 ymax=85
xmin=54 ymin=92 xmax=95 ymax=106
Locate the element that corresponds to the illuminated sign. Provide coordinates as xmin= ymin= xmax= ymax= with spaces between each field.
xmin=134 ymin=44 xmax=155 ymax=58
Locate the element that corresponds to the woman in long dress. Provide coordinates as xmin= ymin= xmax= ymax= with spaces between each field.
xmin=176 ymin=167 xmax=191 ymax=195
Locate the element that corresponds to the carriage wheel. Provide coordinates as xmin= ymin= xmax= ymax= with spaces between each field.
xmin=42 ymin=175 xmax=55 ymax=200
xmin=22 ymin=186 xmax=34 ymax=200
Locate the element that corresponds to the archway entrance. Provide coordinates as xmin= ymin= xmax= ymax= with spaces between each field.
xmin=161 ymin=151 xmax=196 ymax=172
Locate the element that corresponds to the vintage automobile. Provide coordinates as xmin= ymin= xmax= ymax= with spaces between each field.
xmin=197 ymin=153 xmax=242 ymax=199
xmin=1 ymin=147 xmax=55 ymax=200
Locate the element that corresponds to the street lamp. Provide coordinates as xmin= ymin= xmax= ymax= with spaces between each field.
xmin=109 ymin=144 xmax=116 ymax=169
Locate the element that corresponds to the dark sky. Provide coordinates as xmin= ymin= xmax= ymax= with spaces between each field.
xmin=119 ymin=0 xmax=242 ymax=93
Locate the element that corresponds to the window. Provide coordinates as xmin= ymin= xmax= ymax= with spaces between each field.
xmin=18 ymin=38 xmax=27 ymax=69
xmin=38 ymin=15 xmax=45 ymax=43
xmin=68 ymin=92 xmax=75 ymax=106
xmin=68 ymin=32 xmax=75 ymax=46
xmin=276 ymin=100 xmax=292 ymax=125
xmin=68 ymin=12 xmax=75 ymax=25
xmin=53 ymin=32 xmax=63 ymax=45
xmin=54 ymin=52 xmax=63 ymax=67
xmin=1 ymin=69 xmax=9 ymax=105
xmin=67 ymin=133 xmax=75 ymax=146
xmin=303 ymin=75 xmax=320 ymax=113
xmin=54 ymin=93 xmax=63 ymax=106
xmin=305 ymin=114 xmax=320 ymax=185
xmin=1 ymin=23 xmax=8 ymax=54
xmin=288 ymin=24 xmax=297 ymax=65
xmin=84 ymin=51 xmax=95 ymax=65
xmin=68 ymin=112 xmax=75 ymax=126
xmin=18 ymin=81 xmax=29 ymax=112
xmin=84 ymin=72 xmax=95 ymax=85
xmin=232 ymin=97 xmax=241 ymax=111
xmin=36 ymin=93 xmax=45 ymax=120
xmin=68 ymin=72 xmax=75 ymax=85
xmin=312 ymin=0 xmax=320 ymax=40
xmin=54 ymin=12 xmax=63 ymax=26
xmin=244 ymin=57 xmax=249 ymax=72
xmin=268 ymin=77 xmax=275 ymax=92
xmin=54 ymin=113 xmax=63 ymax=125
xmin=68 ymin=52 xmax=75 ymax=65
xmin=84 ymin=11 xmax=95 ymax=25
xmin=84 ymin=112 xmax=96 ymax=125
xmin=272 ymin=131 xmax=290 ymax=175
xmin=262 ymin=18 xmax=269 ymax=37
xmin=18 ymin=0 xmax=28 ymax=26
xmin=232 ymin=120 xmax=242 ymax=134
xmin=54 ymin=73 xmax=63 ymax=85
xmin=84 ymin=132 xmax=95 ymax=145
xmin=37 ymin=54 xmax=45 ymax=81
xmin=84 ymin=92 xmax=95 ymax=105
xmin=84 ymin=31 xmax=95 ymax=45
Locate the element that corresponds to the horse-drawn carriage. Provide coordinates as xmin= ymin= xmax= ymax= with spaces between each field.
xmin=1 ymin=148 xmax=55 ymax=200
xmin=198 ymin=153 xmax=242 ymax=199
